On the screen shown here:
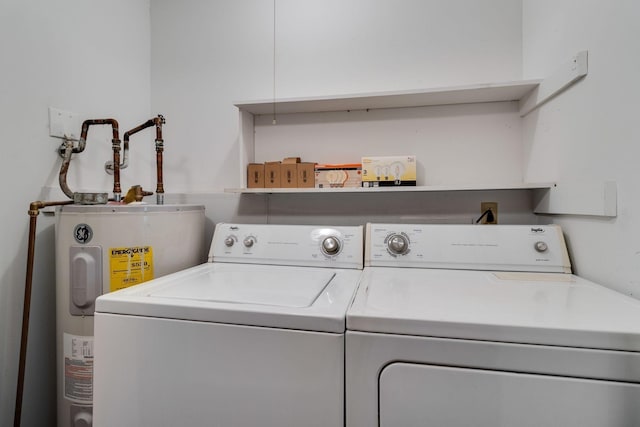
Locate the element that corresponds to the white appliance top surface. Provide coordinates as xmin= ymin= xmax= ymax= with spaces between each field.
xmin=348 ymin=267 xmax=640 ymax=351
xmin=148 ymin=266 xmax=335 ymax=308
xmin=96 ymin=263 xmax=363 ymax=333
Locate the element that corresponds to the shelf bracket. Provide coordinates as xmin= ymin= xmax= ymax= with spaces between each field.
xmin=519 ymin=51 xmax=588 ymax=117
xmin=533 ymin=180 xmax=617 ymax=217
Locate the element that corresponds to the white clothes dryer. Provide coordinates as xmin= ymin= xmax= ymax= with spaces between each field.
xmin=93 ymin=223 xmax=363 ymax=427
xmin=346 ymin=223 xmax=640 ymax=427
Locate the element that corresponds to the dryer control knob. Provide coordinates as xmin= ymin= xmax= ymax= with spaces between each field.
xmin=243 ymin=236 xmax=256 ymax=248
xmin=224 ymin=237 xmax=235 ymax=247
xmin=388 ymin=234 xmax=409 ymax=255
xmin=534 ymin=241 xmax=548 ymax=252
xmin=321 ymin=236 xmax=341 ymax=256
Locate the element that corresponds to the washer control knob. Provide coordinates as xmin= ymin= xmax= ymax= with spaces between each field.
xmin=321 ymin=236 xmax=341 ymax=256
xmin=224 ymin=237 xmax=235 ymax=247
xmin=388 ymin=234 xmax=409 ymax=255
xmin=243 ymin=236 xmax=256 ymax=248
xmin=534 ymin=241 xmax=548 ymax=252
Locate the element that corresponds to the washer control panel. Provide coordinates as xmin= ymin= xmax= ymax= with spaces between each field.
xmin=210 ymin=223 xmax=363 ymax=269
xmin=366 ymin=223 xmax=571 ymax=273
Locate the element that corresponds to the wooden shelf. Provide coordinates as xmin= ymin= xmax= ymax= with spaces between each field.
xmin=235 ymin=80 xmax=541 ymax=115
xmin=225 ymin=183 xmax=554 ymax=195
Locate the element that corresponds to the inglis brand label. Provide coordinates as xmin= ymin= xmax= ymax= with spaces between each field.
xmin=109 ymin=246 xmax=154 ymax=291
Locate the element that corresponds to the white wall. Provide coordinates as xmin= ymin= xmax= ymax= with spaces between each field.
xmin=12 ymin=1 xmax=629 ymax=425
xmin=151 ymin=0 xmax=523 ymax=192
xmin=522 ymin=0 xmax=640 ymax=296
xmin=0 ymin=1 xmax=151 ymax=426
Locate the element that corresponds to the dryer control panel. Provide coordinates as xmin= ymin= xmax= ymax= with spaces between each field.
xmin=366 ymin=223 xmax=571 ymax=273
xmin=210 ymin=223 xmax=363 ymax=269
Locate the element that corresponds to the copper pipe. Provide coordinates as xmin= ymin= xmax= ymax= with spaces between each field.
xmin=121 ymin=115 xmax=166 ymax=204
xmin=76 ymin=119 xmax=122 ymax=201
xmin=120 ymin=118 xmax=154 ymax=173
xmin=155 ymin=115 xmax=165 ymax=205
xmin=58 ymin=137 xmax=75 ymax=199
xmin=14 ymin=200 xmax=74 ymax=427
xmin=124 ymin=118 xmax=157 ymax=140
xmin=112 ymin=137 xmax=122 ymax=201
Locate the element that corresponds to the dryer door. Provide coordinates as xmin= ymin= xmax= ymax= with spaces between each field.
xmin=380 ymin=363 xmax=640 ymax=427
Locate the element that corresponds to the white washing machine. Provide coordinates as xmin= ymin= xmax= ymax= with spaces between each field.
xmin=93 ymin=223 xmax=363 ymax=427
xmin=346 ymin=223 xmax=640 ymax=427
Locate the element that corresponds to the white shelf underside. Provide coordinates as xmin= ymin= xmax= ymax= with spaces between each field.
xmin=226 ymin=183 xmax=554 ymax=195
xmin=235 ymin=80 xmax=542 ymax=115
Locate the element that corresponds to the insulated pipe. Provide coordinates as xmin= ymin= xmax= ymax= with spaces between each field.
xmin=14 ymin=200 xmax=74 ymax=427
xmin=121 ymin=115 xmax=166 ymax=204
xmin=76 ymin=119 xmax=122 ymax=201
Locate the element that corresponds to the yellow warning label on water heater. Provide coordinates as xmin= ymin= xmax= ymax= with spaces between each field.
xmin=109 ymin=246 xmax=154 ymax=292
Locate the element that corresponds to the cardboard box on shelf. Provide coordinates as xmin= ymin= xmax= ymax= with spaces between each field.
xmin=281 ymin=163 xmax=298 ymax=188
xmin=247 ymin=163 xmax=264 ymax=188
xmin=361 ymin=155 xmax=417 ymax=187
xmin=297 ymin=162 xmax=316 ymax=188
xmin=264 ymin=161 xmax=281 ymax=188
xmin=282 ymin=157 xmax=301 ymax=164
xmin=315 ymin=164 xmax=362 ymax=188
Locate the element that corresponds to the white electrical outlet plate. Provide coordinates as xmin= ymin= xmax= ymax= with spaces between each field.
xmin=49 ymin=107 xmax=80 ymax=139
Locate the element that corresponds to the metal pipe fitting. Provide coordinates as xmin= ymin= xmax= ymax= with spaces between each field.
xmin=118 ymin=114 xmax=166 ymax=204
xmin=58 ymin=137 xmax=75 ymax=199
xmin=154 ymin=115 xmax=165 ymax=205
xmin=76 ymin=119 xmax=122 ymax=201
xmin=14 ymin=200 xmax=74 ymax=427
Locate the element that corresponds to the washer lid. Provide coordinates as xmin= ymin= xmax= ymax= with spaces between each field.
xmin=347 ymin=267 xmax=640 ymax=351
xmin=96 ymin=263 xmax=362 ymax=333
xmin=148 ymin=267 xmax=334 ymax=307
